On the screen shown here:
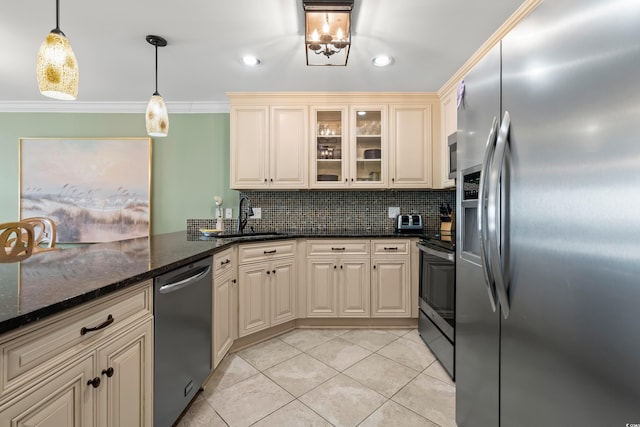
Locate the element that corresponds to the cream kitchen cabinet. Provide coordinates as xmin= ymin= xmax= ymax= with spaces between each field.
xmin=306 ymin=239 xmax=370 ymax=317
xmin=213 ymin=247 xmax=237 ymax=368
xmin=433 ymin=86 xmax=457 ymax=189
xmin=230 ymin=104 xmax=308 ymax=189
xmin=389 ymin=104 xmax=434 ymax=188
xmin=0 ymin=281 xmax=153 ymax=427
xmin=238 ymin=240 xmax=297 ymax=337
xmin=371 ymin=240 xmax=411 ymax=317
xmin=310 ymin=105 xmax=387 ymax=188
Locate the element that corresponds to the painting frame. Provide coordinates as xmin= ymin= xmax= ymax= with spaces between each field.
xmin=19 ymin=137 xmax=152 ymax=243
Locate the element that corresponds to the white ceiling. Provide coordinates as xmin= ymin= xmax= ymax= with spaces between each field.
xmin=0 ymin=0 xmax=524 ymax=110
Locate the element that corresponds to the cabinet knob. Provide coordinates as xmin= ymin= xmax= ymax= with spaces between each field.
xmin=373 ymin=265 xmax=377 ymax=269
xmin=272 ymin=270 xmax=276 ymax=274
xmin=266 ymin=270 xmax=271 ymax=275
xmin=264 ymin=178 xmax=268 ymax=182
xmin=270 ymin=178 xmax=273 ymax=182
xmin=87 ymin=377 xmax=101 ymax=388
xmin=232 ymin=279 xmax=237 ymax=284
xmin=345 ymin=178 xmax=348 ymax=182
xmin=334 ymin=265 xmax=337 ymax=269
xmin=351 ymin=178 xmax=354 ymax=182
xmin=102 ymin=367 xmax=114 ymax=378
xmin=340 ymin=265 xmax=343 ymax=269
xmin=392 ymin=178 xmax=395 ymax=183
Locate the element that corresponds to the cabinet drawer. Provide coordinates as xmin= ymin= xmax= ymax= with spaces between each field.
xmin=214 ymin=247 xmax=235 ymax=276
xmin=238 ymin=240 xmax=296 ymax=264
xmin=0 ymin=281 xmax=152 ymax=398
xmin=372 ymin=239 xmax=410 ymax=255
xmin=307 ymin=239 xmax=370 ymax=256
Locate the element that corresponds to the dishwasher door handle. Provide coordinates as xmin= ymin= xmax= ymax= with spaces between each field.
xmin=158 ymin=266 xmax=211 ymax=294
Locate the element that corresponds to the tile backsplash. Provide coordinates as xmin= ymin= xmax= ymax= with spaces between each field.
xmin=188 ymin=190 xmax=455 ymax=234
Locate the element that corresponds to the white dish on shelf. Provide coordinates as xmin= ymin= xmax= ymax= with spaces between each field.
xmin=199 ymin=228 xmax=222 ymax=237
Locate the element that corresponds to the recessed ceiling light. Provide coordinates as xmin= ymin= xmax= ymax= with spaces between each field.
xmin=371 ymin=55 xmax=393 ymax=67
xmin=241 ymin=56 xmax=261 ymax=66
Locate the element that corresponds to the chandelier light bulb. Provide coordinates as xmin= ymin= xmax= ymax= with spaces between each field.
xmin=336 ymin=28 xmax=344 ymax=41
xmin=311 ymin=29 xmax=320 ymax=42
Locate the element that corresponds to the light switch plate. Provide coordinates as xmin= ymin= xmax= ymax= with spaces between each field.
xmin=225 ymin=208 xmax=233 ymax=219
xmin=252 ymin=207 xmax=262 ymax=219
xmin=388 ymin=207 xmax=400 ymax=218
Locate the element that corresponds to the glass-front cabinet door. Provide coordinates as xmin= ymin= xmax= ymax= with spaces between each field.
xmin=310 ymin=107 xmax=347 ymax=188
xmin=350 ymin=106 xmax=387 ymax=188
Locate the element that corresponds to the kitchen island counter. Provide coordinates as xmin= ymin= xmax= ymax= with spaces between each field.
xmin=0 ymin=230 xmax=422 ymax=334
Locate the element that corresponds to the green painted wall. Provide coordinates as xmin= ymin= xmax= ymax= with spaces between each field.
xmin=0 ymin=112 xmax=237 ymax=235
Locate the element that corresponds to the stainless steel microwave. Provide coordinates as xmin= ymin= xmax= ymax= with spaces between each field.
xmin=448 ymin=132 xmax=457 ymax=180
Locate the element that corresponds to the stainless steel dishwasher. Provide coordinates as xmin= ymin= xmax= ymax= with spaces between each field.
xmin=154 ymin=256 xmax=212 ymax=427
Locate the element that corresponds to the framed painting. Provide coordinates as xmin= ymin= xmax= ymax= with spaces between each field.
xmin=19 ymin=137 xmax=152 ymax=243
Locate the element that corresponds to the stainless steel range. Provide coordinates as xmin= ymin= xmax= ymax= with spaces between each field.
xmin=417 ymin=234 xmax=455 ymax=379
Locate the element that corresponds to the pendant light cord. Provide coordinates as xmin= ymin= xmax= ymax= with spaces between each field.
xmin=55 ymin=0 xmax=60 ymax=31
xmin=154 ymin=45 xmax=159 ymax=96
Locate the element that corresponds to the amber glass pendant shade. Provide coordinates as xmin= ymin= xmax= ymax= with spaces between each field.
xmin=36 ymin=30 xmax=78 ymax=100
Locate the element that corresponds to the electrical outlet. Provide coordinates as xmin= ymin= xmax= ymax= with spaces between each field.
xmin=388 ymin=206 xmax=400 ymax=218
xmin=252 ymin=207 xmax=262 ymax=219
xmin=225 ymin=208 xmax=233 ymax=219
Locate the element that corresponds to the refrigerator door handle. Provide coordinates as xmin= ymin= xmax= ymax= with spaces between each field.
xmin=488 ymin=110 xmax=511 ymax=319
xmin=477 ymin=116 xmax=499 ymax=312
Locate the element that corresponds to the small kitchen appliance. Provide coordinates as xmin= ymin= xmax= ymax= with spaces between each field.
xmin=394 ymin=214 xmax=423 ymax=232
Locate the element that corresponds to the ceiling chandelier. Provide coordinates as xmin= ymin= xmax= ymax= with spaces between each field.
xmin=36 ymin=0 xmax=79 ymax=100
xmin=145 ymin=35 xmax=169 ymax=138
xmin=303 ymin=0 xmax=353 ymax=66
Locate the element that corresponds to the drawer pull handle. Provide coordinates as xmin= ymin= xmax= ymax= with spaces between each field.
xmin=384 ymin=247 xmax=399 ymax=251
xmin=81 ymin=314 xmax=114 ymax=336
xmin=102 ymin=367 xmax=114 ymax=378
xmin=331 ymin=247 xmax=346 ymax=251
xmin=87 ymin=377 xmax=101 ymax=388
xmin=220 ymin=259 xmax=231 ymax=265
xmin=264 ymin=249 xmax=277 ymax=254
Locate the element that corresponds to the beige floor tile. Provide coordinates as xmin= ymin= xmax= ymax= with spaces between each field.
xmin=299 ymin=374 xmax=386 ymax=427
xmin=279 ymin=328 xmax=348 ymax=352
xmin=392 ymin=373 xmax=456 ymax=427
xmin=252 ymin=400 xmax=332 ymax=427
xmin=306 ymin=337 xmax=372 ymax=371
xmin=343 ymin=353 xmax=419 ymax=398
xmin=236 ymin=337 xmax=301 ymax=371
xmin=204 ymin=354 xmax=259 ymax=394
xmin=423 ymin=360 xmax=454 ymax=385
xmin=387 ymin=328 xmax=414 ymax=337
xmin=403 ymin=329 xmax=428 ymax=345
xmin=359 ymin=400 xmax=437 ymax=427
xmin=264 ymin=353 xmax=338 ymax=397
xmin=207 ymin=373 xmax=293 ymax=427
xmin=339 ymin=329 xmax=399 ymax=352
xmin=377 ymin=337 xmax=436 ymax=372
xmin=175 ymin=395 xmax=227 ymax=427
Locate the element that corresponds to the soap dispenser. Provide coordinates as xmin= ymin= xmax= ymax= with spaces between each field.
xmin=214 ymin=196 xmax=224 ymax=231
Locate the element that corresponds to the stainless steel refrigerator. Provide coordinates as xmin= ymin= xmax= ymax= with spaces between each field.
xmin=455 ymin=1 xmax=640 ymax=426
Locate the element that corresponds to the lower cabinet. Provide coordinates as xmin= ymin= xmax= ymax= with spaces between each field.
xmin=306 ymin=257 xmax=371 ymax=317
xmin=213 ymin=247 xmax=238 ymax=368
xmin=238 ymin=241 xmax=297 ymax=337
xmin=0 ymin=282 xmax=153 ymax=427
xmin=371 ymin=239 xmax=412 ymax=317
xmin=0 ymin=354 xmax=95 ymax=426
xmin=96 ymin=319 xmax=153 ymax=426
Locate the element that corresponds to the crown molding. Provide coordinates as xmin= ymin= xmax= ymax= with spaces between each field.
xmin=0 ymin=101 xmax=230 ymax=113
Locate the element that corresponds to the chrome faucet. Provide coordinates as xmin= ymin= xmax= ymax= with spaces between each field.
xmin=237 ymin=195 xmax=254 ymax=233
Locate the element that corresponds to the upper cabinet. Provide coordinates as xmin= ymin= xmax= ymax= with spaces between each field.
xmin=231 ymin=104 xmax=308 ymax=189
xmin=229 ymin=93 xmax=438 ymax=190
xmin=389 ymin=104 xmax=434 ymax=188
xmin=310 ymin=105 xmax=387 ymax=189
xmin=432 ymin=87 xmax=457 ymax=189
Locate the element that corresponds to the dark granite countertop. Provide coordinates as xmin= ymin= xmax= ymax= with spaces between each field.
xmin=0 ymin=230 xmax=423 ymax=335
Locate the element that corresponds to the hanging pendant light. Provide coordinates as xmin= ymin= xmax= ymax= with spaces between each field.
xmin=145 ymin=35 xmax=169 ymax=137
xmin=36 ymin=0 xmax=79 ymax=100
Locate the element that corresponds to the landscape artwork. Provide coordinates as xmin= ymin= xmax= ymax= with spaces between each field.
xmin=20 ymin=138 xmax=152 ymax=243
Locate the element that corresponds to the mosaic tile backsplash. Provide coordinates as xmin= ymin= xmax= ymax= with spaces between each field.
xmin=188 ymin=190 xmax=455 ymax=234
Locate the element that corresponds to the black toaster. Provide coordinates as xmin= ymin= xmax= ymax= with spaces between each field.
xmin=395 ymin=214 xmax=424 ymax=232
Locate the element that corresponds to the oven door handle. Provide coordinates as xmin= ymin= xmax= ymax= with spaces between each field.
xmin=417 ymin=242 xmax=454 ymax=262
xmin=478 ymin=116 xmax=499 ymax=313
